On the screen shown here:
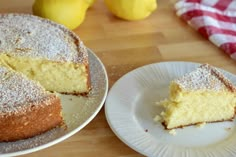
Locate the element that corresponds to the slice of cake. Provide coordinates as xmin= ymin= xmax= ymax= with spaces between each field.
xmin=0 ymin=66 xmax=62 ymax=142
xmin=160 ymin=64 xmax=236 ymax=130
xmin=0 ymin=14 xmax=90 ymax=95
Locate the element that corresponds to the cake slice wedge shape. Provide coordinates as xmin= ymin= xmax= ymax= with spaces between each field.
xmin=160 ymin=64 xmax=236 ymax=130
xmin=0 ymin=66 xmax=63 ymax=142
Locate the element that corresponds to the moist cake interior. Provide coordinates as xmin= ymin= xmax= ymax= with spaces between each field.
xmin=160 ymin=64 xmax=236 ymax=130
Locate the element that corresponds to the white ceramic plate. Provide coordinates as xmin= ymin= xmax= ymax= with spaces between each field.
xmin=0 ymin=48 xmax=108 ymax=156
xmin=105 ymin=62 xmax=236 ymax=157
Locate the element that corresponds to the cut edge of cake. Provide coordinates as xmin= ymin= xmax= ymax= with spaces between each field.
xmin=0 ymin=13 xmax=91 ymax=95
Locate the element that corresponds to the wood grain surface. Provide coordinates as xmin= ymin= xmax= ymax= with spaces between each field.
xmin=0 ymin=0 xmax=236 ymax=156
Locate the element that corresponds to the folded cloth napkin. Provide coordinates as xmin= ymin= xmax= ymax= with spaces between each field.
xmin=175 ymin=0 xmax=236 ymax=60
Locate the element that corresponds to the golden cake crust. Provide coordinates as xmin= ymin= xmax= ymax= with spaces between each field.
xmin=0 ymin=96 xmax=62 ymax=142
xmin=162 ymin=117 xmax=234 ymax=130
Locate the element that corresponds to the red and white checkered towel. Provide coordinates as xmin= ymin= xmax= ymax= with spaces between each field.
xmin=175 ymin=0 xmax=236 ymax=60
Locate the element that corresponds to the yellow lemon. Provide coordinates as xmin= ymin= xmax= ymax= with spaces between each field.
xmin=32 ymin=0 xmax=89 ymax=30
xmin=86 ymin=0 xmax=96 ymax=8
xmin=104 ymin=0 xmax=157 ymax=21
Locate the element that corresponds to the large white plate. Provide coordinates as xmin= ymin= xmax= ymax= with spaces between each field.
xmin=0 ymin=48 xmax=108 ymax=156
xmin=105 ymin=62 xmax=236 ymax=157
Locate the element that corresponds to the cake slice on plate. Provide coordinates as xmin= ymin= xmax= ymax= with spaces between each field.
xmin=159 ymin=64 xmax=236 ymax=130
xmin=0 ymin=14 xmax=90 ymax=95
xmin=0 ymin=66 xmax=62 ymax=142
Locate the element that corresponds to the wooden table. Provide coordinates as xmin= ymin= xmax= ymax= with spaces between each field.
xmin=1 ymin=0 xmax=236 ymax=156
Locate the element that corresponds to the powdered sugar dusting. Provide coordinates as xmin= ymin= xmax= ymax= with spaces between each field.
xmin=175 ymin=64 xmax=236 ymax=91
xmin=0 ymin=14 xmax=88 ymax=64
xmin=0 ymin=67 xmax=51 ymax=116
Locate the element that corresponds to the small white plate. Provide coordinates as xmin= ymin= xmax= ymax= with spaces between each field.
xmin=105 ymin=62 xmax=236 ymax=157
xmin=0 ymin=48 xmax=108 ymax=156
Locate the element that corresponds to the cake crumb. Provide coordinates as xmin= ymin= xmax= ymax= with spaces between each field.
xmin=155 ymin=101 xmax=162 ymax=106
xmin=160 ymin=111 xmax=165 ymax=116
xmin=153 ymin=115 xmax=162 ymax=122
xmin=168 ymin=129 xmax=176 ymax=135
xmin=196 ymin=122 xmax=206 ymax=128
xmin=155 ymin=99 xmax=168 ymax=106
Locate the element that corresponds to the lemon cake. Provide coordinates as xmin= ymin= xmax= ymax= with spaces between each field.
xmin=0 ymin=14 xmax=90 ymax=95
xmin=160 ymin=64 xmax=236 ymax=130
xmin=0 ymin=66 xmax=62 ymax=142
